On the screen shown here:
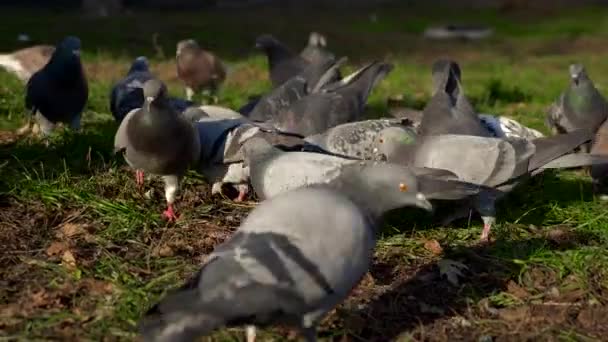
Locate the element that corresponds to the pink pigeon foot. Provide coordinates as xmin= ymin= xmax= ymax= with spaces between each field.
xmin=162 ymin=204 xmax=179 ymax=222
xmin=234 ymin=189 xmax=248 ymax=202
xmin=480 ymin=223 xmax=492 ymax=242
xmin=135 ymin=170 xmax=145 ymax=187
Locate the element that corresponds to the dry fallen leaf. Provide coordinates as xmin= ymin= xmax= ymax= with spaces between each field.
xmin=58 ymin=223 xmax=85 ymax=239
xmin=82 ymin=278 xmax=113 ymax=295
xmin=424 ymin=239 xmax=444 ymax=255
xmin=153 ymin=245 xmax=175 ymax=257
xmin=61 ymin=250 xmax=77 ymax=270
xmin=46 ymin=241 xmax=69 ymax=256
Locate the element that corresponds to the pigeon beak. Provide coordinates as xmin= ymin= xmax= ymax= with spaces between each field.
xmin=73 ymin=49 xmax=81 ymax=57
xmin=571 ymin=74 xmax=579 ymax=85
xmin=146 ymin=96 xmax=155 ymax=103
xmin=255 ymin=43 xmax=262 ymax=49
xmin=415 ymin=193 xmax=433 ymax=212
xmin=372 ymin=147 xmax=379 ymax=154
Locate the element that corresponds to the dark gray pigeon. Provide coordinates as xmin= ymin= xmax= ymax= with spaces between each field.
xmin=300 ymin=32 xmax=335 ymax=65
xmin=255 ymin=34 xmax=310 ymax=88
xmin=235 ymin=136 xmax=481 ymax=201
xmin=139 ymin=167 xmax=478 ymax=341
xmin=418 ymin=59 xmax=491 ymax=137
xmin=109 ymin=56 xmax=196 ymax=123
xmin=304 ymin=118 xmax=415 ymax=159
xmin=247 ymin=57 xmax=346 ymax=123
xmin=25 ymin=36 xmax=88 ymax=136
xmin=176 ymin=39 xmax=226 ymax=101
xmin=272 ymin=61 xmax=394 ymax=136
xmin=0 ymin=44 xmax=55 ymax=82
xmin=114 ymin=79 xmax=201 ymax=222
xmin=373 ymin=126 xmax=608 ymax=240
xmin=546 ymin=63 xmax=608 ymax=146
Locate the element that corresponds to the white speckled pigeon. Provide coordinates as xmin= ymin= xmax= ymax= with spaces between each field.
xmin=304 ymin=118 xmax=415 ymax=159
xmin=114 ymin=79 xmax=200 ymax=221
xmin=256 ymin=34 xmax=310 ymax=88
xmin=0 ymin=44 xmax=54 ymax=82
xmin=109 ymin=56 xmax=197 ymax=123
xmin=235 ymin=136 xmax=481 ymax=201
xmin=273 ymin=61 xmax=393 ymax=136
xmin=418 ymin=59 xmax=491 ymax=137
xmin=546 ymin=63 xmax=608 ymax=141
xmin=138 ymin=165 xmax=467 ymax=341
xmin=373 ymin=126 xmax=608 ymax=240
xmin=247 ymin=57 xmax=346 ymax=123
xmin=25 ymin=36 xmax=88 ymax=136
xmin=300 ymin=32 xmax=335 ymax=65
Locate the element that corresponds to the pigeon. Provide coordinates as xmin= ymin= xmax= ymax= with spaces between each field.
xmin=591 ymin=119 xmax=608 ymax=197
xmin=373 ymin=126 xmax=608 ymax=240
xmin=418 ymin=59 xmax=492 ymax=137
xmin=233 ymin=136 xmax=481 ymax=202
xmin=303 ymin=118 xmax=415 ymax=159
xmin=389 ymin=104 xmax=544 ymax=140
xmin=546 ymin=63 xmax=608 ymax=141
xmin=0 ymin=44 xmax=55 ymax=82
xmin=109 ymin=56 xmax=197 ymax=123
xmin=238 ymin=95 xmax=262 ymax=116
xmin=300 ymin=32 xmax=335 ymax=65
xmin=114 ymin=79 xmax=201 ymax=222
xmin=139 ymin=166 xmax=478 ymax=341
xmin=176 ymin=39 xmax=226 ymax=101
xmin=24 ymin=36 xmax=88 ymax=136
xmin=247 ymin=57 xmax=346 ymax=123
xmin=272 ymin=61 xmax=394 ymax=136
xmin=255 ymin=34 xmax=310 ymax=88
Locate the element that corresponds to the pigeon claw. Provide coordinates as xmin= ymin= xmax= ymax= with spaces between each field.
xmin=235 ymin=189 xmax=248 ymax=202
xmin=162 ymin=204 xmax=179 ymax=222
xmin=480 ymin=223 xmax=492 ymax=242
xmin=135 ymin=170 xmax=145 ymax=187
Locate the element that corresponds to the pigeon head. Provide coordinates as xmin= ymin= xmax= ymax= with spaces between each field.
xmin=338 ymin=163 xmax=433 ymax=217
xmin=237 ymin=136 xmax=277 ymax=166
xmin=569 ymin=63 xmax=587 ymax=86
xmin=255 ymin=34 xmax=281 ymax=50
xmin=176 ymin=39 xmax=200 ymax=56
xmin=46 ymin=36 xmax=83 ymax=78
xmin=308 ymin=32 xmax=327 ymax=47
xmin=431 ymin=59 xmax=462 ymax=96
xmin=372 ymin=126 xmax=417 ymax=161
xmin=143 ymin=79 xmax=168 ymax=108
xmin=128 ymin=56 xmax=149 ymax=74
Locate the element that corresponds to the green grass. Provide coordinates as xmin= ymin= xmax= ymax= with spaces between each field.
xmin=2 ymin=5 xmax=608 ymax=341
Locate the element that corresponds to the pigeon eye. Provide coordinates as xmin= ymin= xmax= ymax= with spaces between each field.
xmin=379 ymin=138 xmax=384 ymax=143
xmin=399 ymin=183 xmax=408 ymax=192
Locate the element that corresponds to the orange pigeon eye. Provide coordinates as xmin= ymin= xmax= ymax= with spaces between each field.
xmin=399 ymin=183 xmax=408 ymax=192
xmin=379 ymin=138 xmax=384 ymax=143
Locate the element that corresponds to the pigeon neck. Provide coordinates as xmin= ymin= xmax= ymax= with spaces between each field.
xmin=267 ymin=45 xmax=294 ymax=68
xmin=47 ymin=55 xmax=82 ymax=83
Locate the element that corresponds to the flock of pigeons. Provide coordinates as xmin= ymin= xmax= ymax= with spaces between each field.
xmin=5 ymin=32 xmax=608 ymax=341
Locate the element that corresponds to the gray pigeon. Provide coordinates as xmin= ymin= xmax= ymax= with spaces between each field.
xmin=0 ymin=44 xmax=55 ymax=82
xmin=139 ymin=168 xmax=470 ymax=341
xmin=24 ymin=36 xmax=88 ymax=136
xmin=114 ymin=79 xmax=201 ymax=221
xmin=247 ymin=57 xmax=346 ymax=123
xmin=234 ymin=136 xmax=481 ymax=202
xmin=373 ymin=126 xmax=608 ymax=240
xmin=272 ymin=61 xmax=394 ymax=136
xmin=591 ymin=119 xmax=608 ymax=197
xmin=304 ymin=118 xmax=415 ymax=159
xmin=109 ymin=56 xmax=197 ymax=123
xmin=418 ymin=59 xmax=491 ymax=137
xmin=300 ymin=32 xmax=336 ymax=65
xmin=255 ymin=34 xmax=310 ymax=88
xmin=546 ymin=63 xmax=608 ymax=140
xmin=176 ymin=39 xmax=226 ymax=101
